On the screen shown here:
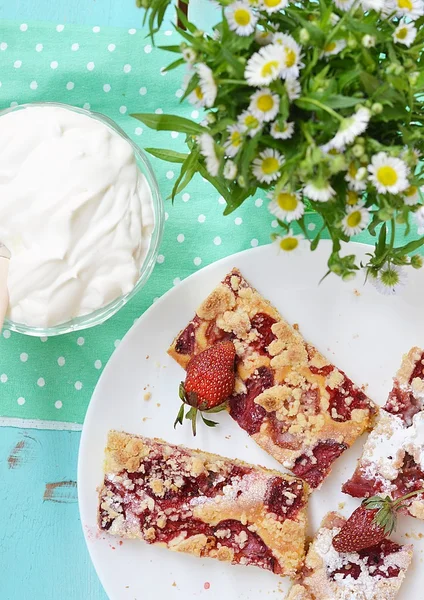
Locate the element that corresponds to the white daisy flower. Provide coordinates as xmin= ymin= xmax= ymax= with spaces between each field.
xmin=393 ymin=20 xmax=417 ymax=46
xmin=224 ymin=124 xmax=244 ymax=157
xmin=392 ymin=0 xmax=424 ymax=20
xmin=415 ymin=206 xmax=424 ymax=234
xmin=346 ymin=190 xmax=361 ymax=205
xmin=255 ymin=30 xmax=273 ymax=45
xmin=249 ymin=88 xmax=280 ymax=122
xmin=198 ymin=133 xmax=220 ymax=176
xmin=322 ymin=39 xmax=346 ymax=57
xmin=238 ymin=111 xmax=262 ymax=137
xmin=182 ymin=47 xmax=196 ymax=64
xmin=362 ymin=0 xmax=385 ymax=10
xmin=225 ymin=2 xmax=258 ymax=36
xmin=275 ymin=34 xmax=303 ymax=80
xmin=223 ymin=160 xmax=238 ymax=180
xmin=345 ymin=162 xmax=367 ymax=191
xmin=245 ymin=44 xmax=285 ymax=87
xmin=188 ymin=85 xmax=207 ymax=108
xmin=330 ymin=12 xmax=340 ymax=24
xmin=371 ymin=264 xmax=407 ymax=296
xmin=403 ymin=185 xmax=421 ymax=205
xmin=368 ymin=152 xmax=409 ymax=194
xmin=304 ymin=181 xmax=335 ymax=202
xmin=270 ymin=120 xmax=294 ymax=140
xmin=326 ymin=108 xmax=371 ymax=151
xmin=341 ymin=205 xmax=371 ymax=236
xmin=274 ymin=230 xmax=304 ymax=252
xmin=268 ymin=189 xmax=304 ymax=222
xmin=196 ymin=63 xmax=217 ymax=108
xmin=333 ymin=0 xmax=355 ymax=10
xmin=284 ymin=77 xmax=301 ymax=101
xmin=252 ymin=148 xmax=284 ymax=183
xmin=262 ymin=0 xmax=289 ymax=13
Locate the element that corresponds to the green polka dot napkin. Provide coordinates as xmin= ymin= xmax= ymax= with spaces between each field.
xmin=0 ymin=19 xmax=420 ymax=424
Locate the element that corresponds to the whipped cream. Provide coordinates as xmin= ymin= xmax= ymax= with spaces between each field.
xmin=0 ymin=105 xmax=154 ymax=328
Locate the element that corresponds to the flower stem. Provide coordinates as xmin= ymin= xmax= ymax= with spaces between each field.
xmin=299 ymin=97 xmax=344 ymax=123
xmin=218 ymin=79 xmax=250 ymax=86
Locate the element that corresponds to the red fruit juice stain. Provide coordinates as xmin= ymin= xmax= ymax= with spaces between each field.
xmin=204 ymin=582 xmax=211 ymax=590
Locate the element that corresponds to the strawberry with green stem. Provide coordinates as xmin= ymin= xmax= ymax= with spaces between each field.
xmin=333 ymin=488 xmax=424 ymax=552
xmin=174 ymin=340 xmax=236 ymax=436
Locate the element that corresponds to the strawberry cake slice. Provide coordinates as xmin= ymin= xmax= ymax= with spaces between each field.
xmin=98 ymin=430 xmax=308 ymax=576
xmin=168 ymin=268 xmax=376 ymax=488
xmin=286 ymin=512 xmax=413 ymax=600
xmin=343 ymin=347 xmax=424 ymax=518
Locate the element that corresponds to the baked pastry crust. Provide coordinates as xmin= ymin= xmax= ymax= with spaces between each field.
xmin=286 ymin=512 xmax=413 ymax=600
xmin=98 ymin=430 xmax=308 ymax=576
xmin=343 ymin=347 xmax=424 ymax=518
xmin=168 ymin=268 xmax=377 ymax=488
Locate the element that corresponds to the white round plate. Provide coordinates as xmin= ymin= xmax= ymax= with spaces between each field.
xmin=78 ymin=241 xmax=424 ymax=600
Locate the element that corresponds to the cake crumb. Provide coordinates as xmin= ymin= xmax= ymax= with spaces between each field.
xmin=172 ymin=582 xmax=177 ymax=587
xmin=142 ymin=417 xmax=150 ymax=422
xmin=144 ymin=392 xmax=152 ymax=401
xmin=338 ymin=502 xmax=345 ymax=510
xmin=225 ymin=435 xmax=231 ymax=440
xmin=204 ymin=582 xmax=210 ymax=590
xmin=157 ymin=403 xmax=161 ymax=407
xmin=146 ymin=355 xmax=149 ymax=360
xmin=354 ymin=289 xmax=361 ymax=297
xmin=405 ymin=532 xmax=424 ymax=540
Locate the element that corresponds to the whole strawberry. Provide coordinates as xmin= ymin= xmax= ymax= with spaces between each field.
xmin=333 ymin=489 xmax=424 ymax=552
xmin=174 ymin=340 xmax=236 ymax=436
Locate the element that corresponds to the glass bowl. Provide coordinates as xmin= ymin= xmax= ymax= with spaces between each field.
xmin=0 ymin=102 xmax=164 ymax=337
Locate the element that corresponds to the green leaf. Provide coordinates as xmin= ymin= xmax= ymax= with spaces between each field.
xmin=144 ymin=148 xmax=188 ymax=163
xmin=360 ymin=72 xmax=381 ymax=96
xmin=131 ymin=113 xmax=207 ymax=135
xmin=395 ymin=237 xmax=424 ymax=255
xmin=241 ymin=132 xmax=261 ymax=186
xmin=375 ymin=223 xmax=387 ymax=258
xmin=204 ymin=403 xmax=228 ymax=414
xmin=164 ymin=57 xmax=185 ymax=72
xmin=158 ymin=45 xmax=182 ymax=53
xmin=175 ymin=5 xmax=197 ymax=33
xmin=325 ymin=95 xmax=365 ymax=109
xmin=197 ymin=163 xmax=232 ymax=204
xmin=223 ymin=187 xmax=255 ymax=215
xmin=174 ymin=403 xmax=185 ymax=429
xmin=170 ymin=149 xmax=200 ymax=200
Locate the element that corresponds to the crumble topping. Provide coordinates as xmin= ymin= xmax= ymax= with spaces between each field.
xmin=197 ymin=284 xmax=236 ymax=321
xmin=99 ymin=431 xmax=307 ymax=576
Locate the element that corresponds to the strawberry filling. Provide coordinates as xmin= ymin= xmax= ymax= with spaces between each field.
xmin=311 ymin=365 xmax=370 ymax=422
xmin=390 ymin=453 xmax=424 ymax=505
xmin=229 ymin=366 xmax=274 ymax=435
xmin=175 ymin=316 xmax=201 ymax=355
xmin=342 ymin=470 xmax=383 ymax=498
xmin=385 ymin=383 xmax=423 ymax=426
xmin=384 ymin=352 xmax=424 ymax=425
xmin=249 ymin=313 xmax=277 ymax=354
xmin=330 ymin=540 xmax=403 ymax=581
xmin=264 ymin=477 xmax=305 ymax=519
xmin=292 ymin=440 xmax=348 ymax=488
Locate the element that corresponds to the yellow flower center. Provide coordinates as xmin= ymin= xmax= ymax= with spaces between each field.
xmin=348 ymin=163 xmax=357 ymax=178
xmin=377 ymin=165 xmax=398 ymax=187
xmin=279 ymin=237 xmax=299 ymax=251
xmin=277 ymin=192 xmax=297 ymax=211
xmin=230 ymin=131 xmax=242 ymax=146
xmin=257 ymin=94 xmax=274 ymax=112
xmin=397 ymin=27 xmax=408 ymax=39
xmin=324 ymin=42 xmax=337 ymax=53
xmin=347 ymin=210 xmax=362 ymax=228
xmin=245 ymin=114 xmax=259 ymax=129
xmin=264 ymin=0 xmax=281 ymax=6
xmin=346 ymin=190 xmax=358 ymax=205
xmin=262 ymin=157 xmax=279 ymax=174
xmin=261 ymin=60 xmax=280 ymax=77
xmin=234 ymin=8 xmax=251 ymax=26
xmin=285 ymin=48 xmax=297 ymax=68
xmin=398 ymin=0 xmax=412 ymax=9
xmin=405 ymin=185 xmax=417 ymax=196
xmin=195 ymin=86 xmax=204 ymax=100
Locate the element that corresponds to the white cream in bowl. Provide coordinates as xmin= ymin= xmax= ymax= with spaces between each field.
xmin=0 ymin=105 xmax=154 ymax=328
